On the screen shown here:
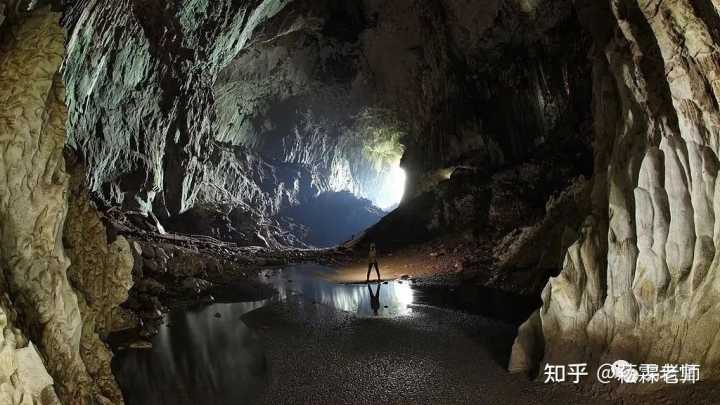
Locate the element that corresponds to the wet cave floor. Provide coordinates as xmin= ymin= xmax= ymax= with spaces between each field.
xmin=110 ymin=264 xmax=646 ymax=404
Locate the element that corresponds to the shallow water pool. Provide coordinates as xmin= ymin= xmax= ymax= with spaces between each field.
xmin=112 ymin=264 xmax=418 ymax=404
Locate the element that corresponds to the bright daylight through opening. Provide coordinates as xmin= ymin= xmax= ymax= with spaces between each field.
xmin=375 ymin=166 xmax=406 ymax=211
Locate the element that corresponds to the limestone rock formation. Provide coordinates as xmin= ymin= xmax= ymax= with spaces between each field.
xmin=494 ymin=176 xmax=590 ymax=288
xmin=511 ymin=0 xmax=720 ymax=381
xmin=6 ymin=0 xmax=720 ymax=400
xmin=58 ymin=0 xmax=594 ymax=248
xmin=0 ymin=9 xmax=83 ymax=403
xmin=60 ymin=0 xmax=397 ymax=247
xmin=0 ymin=6 xmax=134 ymax=404
xmin=0 ymin=292 xmax=60 ymax=405
xmin=63 ymin=0 xmax=273 ymax=215
xmin=64 ymin=161 xmax=134 ymax=403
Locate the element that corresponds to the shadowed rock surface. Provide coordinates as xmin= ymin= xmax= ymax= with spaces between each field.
xmin=2 ymin=0 xmax=720 ymax=404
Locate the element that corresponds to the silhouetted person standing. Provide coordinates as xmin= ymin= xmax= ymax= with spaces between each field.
xmin=367 ymin=242 xmax=381 ymax=282
xmin=368 ymin=283 xmax=381 ymax=316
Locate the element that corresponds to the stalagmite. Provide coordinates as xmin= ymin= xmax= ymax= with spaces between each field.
xmin=511 ymin=0 xmax=720 ymax=381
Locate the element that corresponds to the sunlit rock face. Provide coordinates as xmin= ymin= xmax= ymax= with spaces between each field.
xmin=511 ymin=0 xmax=720 ymax=380
xmin=61 ymin=0 xmax=398 ymax=246
xmin=61 ymin=0 xmax=593 ymax=248
xmin=221 ymin=0 xmax=592 ymax=201
xmin=212 ymin=1 xmax=410 ymax=207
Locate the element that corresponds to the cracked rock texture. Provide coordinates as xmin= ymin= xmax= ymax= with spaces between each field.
xmin=511 ymin=0 xmax=720 ymax=380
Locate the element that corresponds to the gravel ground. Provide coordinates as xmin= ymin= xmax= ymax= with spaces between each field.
xmin=115 ymin=261 xmax=720 ymax=405
xmin=242 ymin=297 xmax=612 ymax=405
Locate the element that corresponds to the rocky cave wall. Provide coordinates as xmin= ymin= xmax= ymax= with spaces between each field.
xmin=0 ymin=3 xmax=135 ymax=404
xmin=352 ymin=0 xmax=595 ymax=273
xmin=202 ymin=0 xmax=720 ymax=382
xmin=212 ymin=0 xmax=395 ymax=203
xmin=358 ymin=0 xmax=594 ymax=200
xmin=60 ymin=0 xmax=597 ymax=249
xmin=4 ymin=0 xmax=720 ymax=402
xmin=61 ymin=0 xmax=400 ymax=247
xmin=214 ymin=0 xmax=595 ymax=203
xmin=511 ymin=0 xmax=720 ymax=380
xmin=62 ymin=0 xmax=295 ymax=227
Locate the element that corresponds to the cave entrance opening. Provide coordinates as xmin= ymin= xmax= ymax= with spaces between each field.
xmin=282 ymin=161 xmax=406 ymax=249
xmin=276 ymin=110 xmax=409 ymax=248
xmin=371 ymin=165 xmax=406 ymax=211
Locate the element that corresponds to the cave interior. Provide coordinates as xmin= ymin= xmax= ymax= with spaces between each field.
xmin=0 ymin=0 xmax=719 ymax=404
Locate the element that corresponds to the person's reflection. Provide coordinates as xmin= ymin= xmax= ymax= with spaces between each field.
xmin=368 ymin=283 xmax=381 ymax=316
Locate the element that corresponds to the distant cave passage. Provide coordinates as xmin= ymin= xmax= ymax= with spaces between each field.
xmin=271 ymin=110 xmax=409 ymax=248
xmin=281 ymin=164 xmax=407 ymax=248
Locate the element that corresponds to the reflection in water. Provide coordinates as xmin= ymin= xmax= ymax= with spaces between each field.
xmin=368 ymin=283 xmax=381 ymax=316
xmin=112 ymin=264 xmax=415 ymax=404
xmin=112 ymin=301 xmax=267 ymax=405
xmin=413 ymin=284 xmax=541 ymax=324
xmin=262 ymin=264 xmax=415 ymax=317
